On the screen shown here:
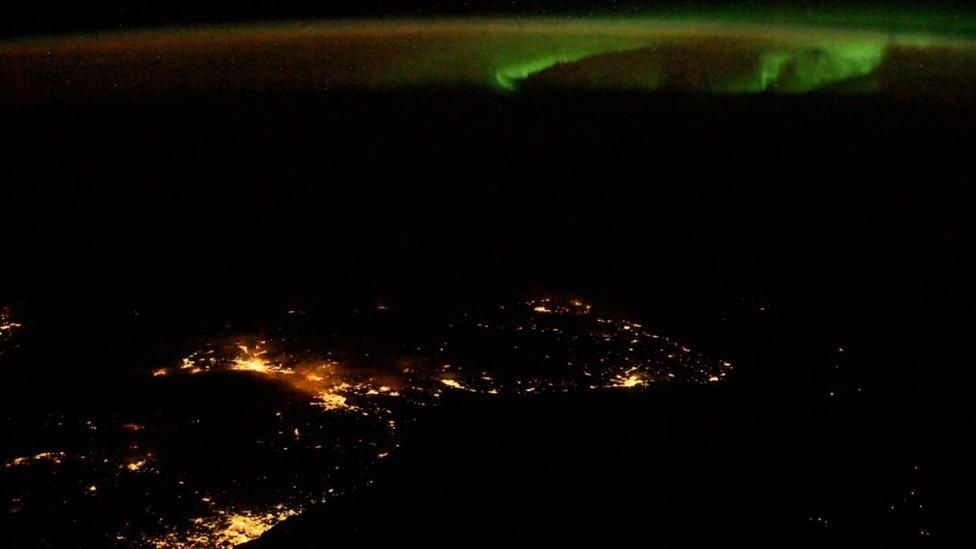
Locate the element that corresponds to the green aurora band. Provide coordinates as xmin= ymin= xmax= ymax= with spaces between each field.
xmin=1 ymin=12 xmax=975 ymax=100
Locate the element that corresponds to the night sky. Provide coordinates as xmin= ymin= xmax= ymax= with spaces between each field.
xmin=4 ymin=1 xmax=976 ymax=37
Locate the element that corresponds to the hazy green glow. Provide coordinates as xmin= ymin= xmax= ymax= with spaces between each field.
xmin=716 ymin=43 xmax=886 ymax=93
xmin=474 ymin=31 xmax=653 ymax=92
xmin=493 ymin=36 xmax=889 ymax=94
xmin=627 ymin=7 xmax=976 ymax=39
xmin=495 ymin=57 xmax=578 ymax=91
xmin=1 ymin=15 xmax=975 ymax=100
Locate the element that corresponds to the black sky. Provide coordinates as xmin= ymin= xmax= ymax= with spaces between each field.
xmin=2 ymin=1 xmax=969 ymax=39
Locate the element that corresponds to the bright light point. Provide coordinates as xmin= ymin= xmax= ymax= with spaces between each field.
xmin=231 ymin=357 xmax=271 ymax=373
xmin=440 ymin=379 xmax=465 ymax=389
xmin=613 ymin=375 xmax=644 ymax=388
xmin=217 ymin=509 xmax=297 ymax=547
xmin=314 ymin=392 xmax=348 ymax=410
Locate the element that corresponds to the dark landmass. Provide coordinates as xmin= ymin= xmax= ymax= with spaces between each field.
xmin=2 ymin=87 xmax=973 ymax=545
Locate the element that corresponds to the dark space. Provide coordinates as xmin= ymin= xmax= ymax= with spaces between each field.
xmin=1 ymin=3 xmax=975 ymax=547
xmin=4 ymin=1 xmax=971 ymax=37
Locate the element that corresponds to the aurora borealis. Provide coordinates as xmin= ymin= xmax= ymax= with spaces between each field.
xmin=1 ymin=13 xmax=975 ymax=101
